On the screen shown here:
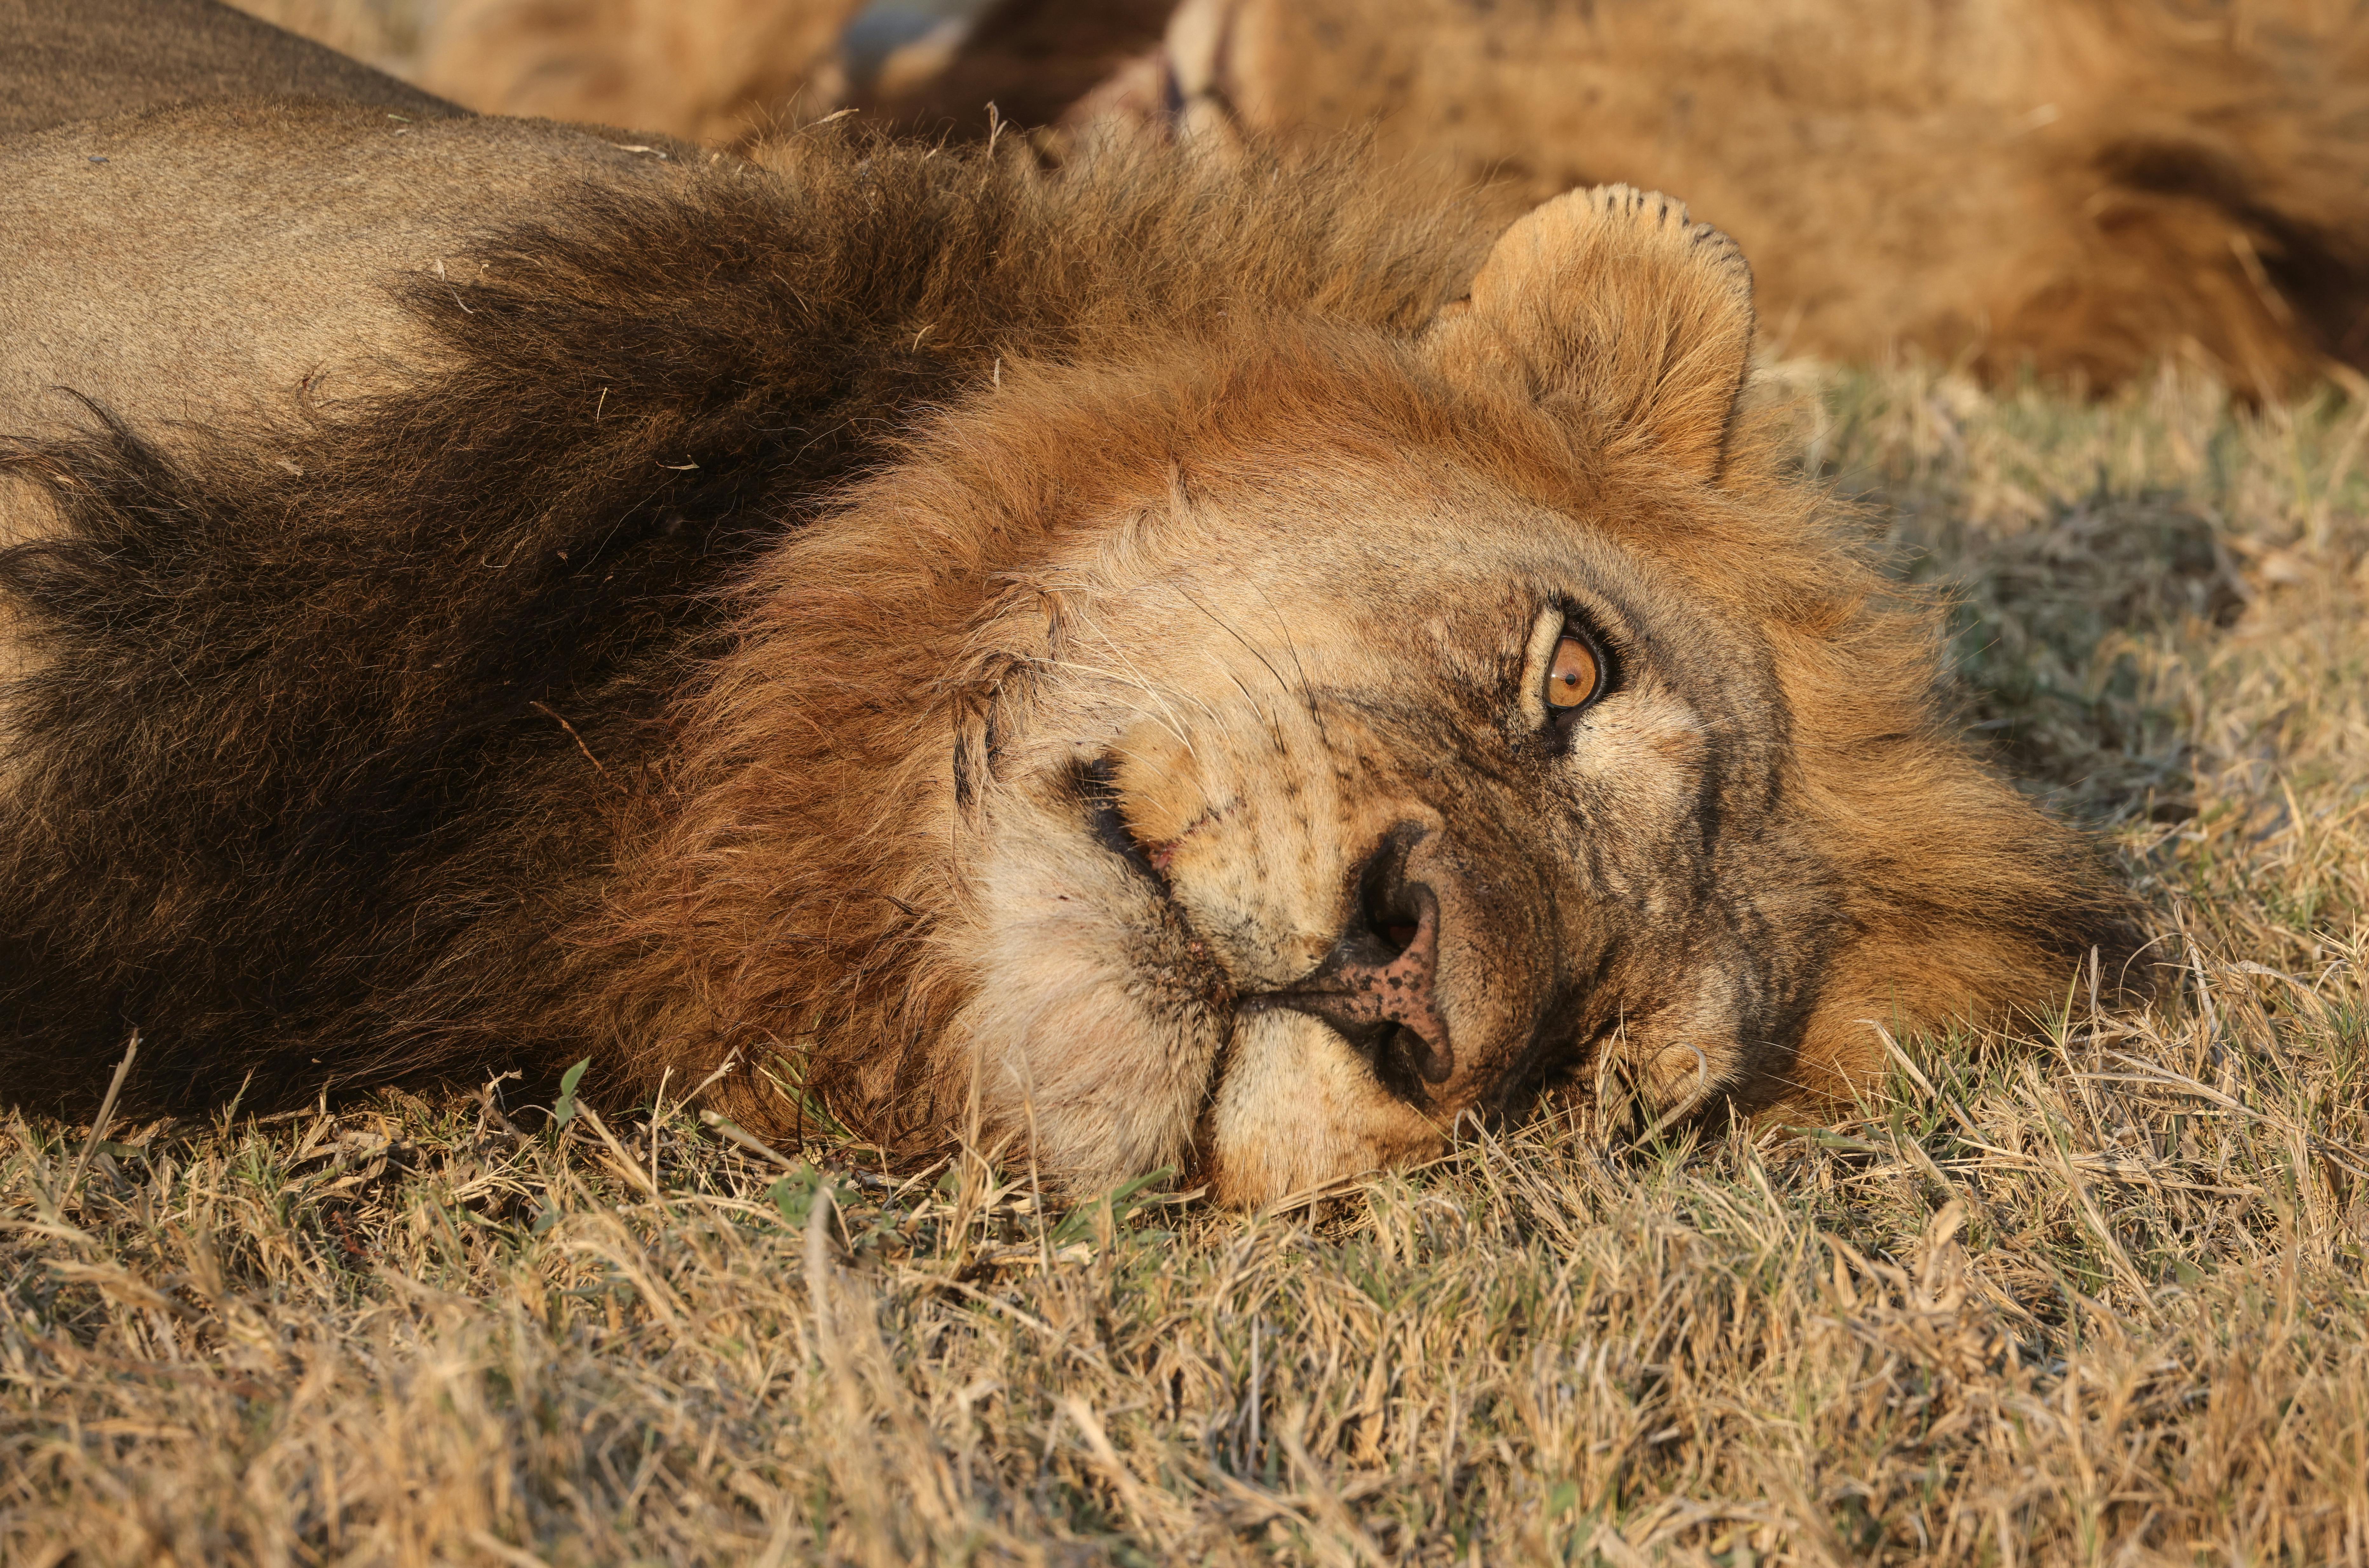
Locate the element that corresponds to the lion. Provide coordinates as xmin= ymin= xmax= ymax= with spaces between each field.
xmin=859 ymin=0 xmax=1176 ymax=141
xmin=0 ymin=71 xmax=2140 ymax=1201
xmin=414 ymin=0 xmax=866 ymax=147
xmin=1105 ymin=0 xmax=2369 ymax=400
xmin=311 ymin=0 xmax=2369 ymax=396
xmin=1 ymin=0 xmax=459 ymax=136
xmin=400 ymin=0 xmax=1170 ymax=149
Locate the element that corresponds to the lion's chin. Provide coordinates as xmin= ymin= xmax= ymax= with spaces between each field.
xmin=1201 ymin=1010 xmax=1449 ymax=1207
xmin=950 ymin=920 xmax=1443 ymax=1205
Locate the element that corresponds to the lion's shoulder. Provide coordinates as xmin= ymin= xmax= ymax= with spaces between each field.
xmin=0 ymin=0 xmax=461 ymax=138
xmin=0 ymin=104 xmax=704 ymax=449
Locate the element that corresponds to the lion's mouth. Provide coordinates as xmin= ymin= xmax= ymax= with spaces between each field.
xmin=1067 ymin=758 xmax=1587 ymax=1119
xmin=1239 ymin=884 xmax=1453 ymax=1095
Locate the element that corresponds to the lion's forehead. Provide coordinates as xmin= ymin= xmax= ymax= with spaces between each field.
xmin=961 ymin=461 xmax=1787 ymax=798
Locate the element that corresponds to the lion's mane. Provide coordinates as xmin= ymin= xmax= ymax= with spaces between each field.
xmin=0 ymin=129 xmax=2135 ymax=1147
xmin=0 ymin=133 xmax=1487 ymax=1122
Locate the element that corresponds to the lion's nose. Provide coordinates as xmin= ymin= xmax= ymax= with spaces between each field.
xmin=1241 ymin=825 xmax=1454 ymax=1093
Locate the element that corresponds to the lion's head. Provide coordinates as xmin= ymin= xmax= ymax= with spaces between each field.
xmin=0 ymin=104 xmax=2136 ymax=1206
xmin=605 ymin=184 xmax=2137 ymax=1204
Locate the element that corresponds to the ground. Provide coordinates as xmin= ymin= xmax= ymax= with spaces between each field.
xmin=2 ymin=359 xmax=2365 ymax=1565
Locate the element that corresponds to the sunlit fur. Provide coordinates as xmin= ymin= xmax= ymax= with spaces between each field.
xmin=0 ymin=125 xmax=2137 ymax=1203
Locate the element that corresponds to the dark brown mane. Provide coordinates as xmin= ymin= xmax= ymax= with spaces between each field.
xmin=0 ymin=130 xmax=1487 ymax=1119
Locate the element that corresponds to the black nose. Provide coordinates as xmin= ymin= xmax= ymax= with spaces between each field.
xmin=1242 ymin=825 xmax=1453 ymax=1094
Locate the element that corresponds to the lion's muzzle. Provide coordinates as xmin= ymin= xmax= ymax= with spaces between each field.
xmin=1240 ymin=825 xmax=1454 ymax=1088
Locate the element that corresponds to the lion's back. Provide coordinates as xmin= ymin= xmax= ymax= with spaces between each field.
xmin=1156 ymin=0 xmax=2369 ymax=396
xmin=0 ymin=104 xmax=697 ymax=455
xmin=0 ymin=0 xmax=459 ymax=137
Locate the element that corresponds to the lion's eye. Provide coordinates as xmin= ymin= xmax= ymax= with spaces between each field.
xmin=1544 ymin=634 xmax=1601 ymax=712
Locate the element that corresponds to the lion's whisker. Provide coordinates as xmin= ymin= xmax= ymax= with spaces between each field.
xmin=1024 ymin=658 xmax=1198 ymax=754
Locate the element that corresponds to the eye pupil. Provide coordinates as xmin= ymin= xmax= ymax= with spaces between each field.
xmin=1546 ymin=634 xmax=1599 ymax=710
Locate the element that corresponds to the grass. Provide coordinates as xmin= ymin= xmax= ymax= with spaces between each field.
xmin=3 ymin=361 xmax=2366 ymax=1565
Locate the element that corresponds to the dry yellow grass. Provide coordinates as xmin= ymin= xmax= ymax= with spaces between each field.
xmin=3 ymin=361 xmax=2366 ymax=1565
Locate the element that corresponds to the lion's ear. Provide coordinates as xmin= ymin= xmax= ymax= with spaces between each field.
xmin=1424 ymin=185 xmax=1756 ymax=483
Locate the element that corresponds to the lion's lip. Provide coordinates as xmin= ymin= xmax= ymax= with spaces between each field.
xmin=1076 ymin=763 xmax=1243 ymax=1013
xmin=1237 ymin=886 xmax=1454 ymax=1085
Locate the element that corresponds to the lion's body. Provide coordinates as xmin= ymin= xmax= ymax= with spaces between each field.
xmin=1 ymin=57 xmax=2137 ymax=1199
xmin=401 ymin=0 xmax=1167 ymax=149
xmin=862 ymin=0 xmax=1176 ymax=141
xmin=1134 ymin=0 xmax=2369 ymax=398
xmin=0 ymin=0 xmax=456 ymax=137
xmin=0 ymin=105 xmax=699 ymax=545
xmin=416 ymin=0 xmax=864 ymax=147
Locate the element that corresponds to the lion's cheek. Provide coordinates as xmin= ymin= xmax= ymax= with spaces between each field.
xmin=1557 ymin=690 xmax=1714 ymax=866
xmin=942 ymin=864 xmax=1226 ymax=1193
xmin=1203 ymin=1010 xmax=1447 ymax=1206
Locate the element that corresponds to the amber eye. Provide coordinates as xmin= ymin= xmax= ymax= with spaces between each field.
xmin=1544 ymin=633 xmax=1601 ymax=712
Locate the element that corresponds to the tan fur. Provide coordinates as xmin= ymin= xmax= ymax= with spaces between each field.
xmin=417 ymin=0 xmax=866 ymax=145
xmin=0 ymin=102 xmax=698 ymax=543
xmin=1115 ymin=0 xmax=2369 ymax=399
xmin=0 ymin=102 xmax=2134 ymax=1204
xmin=1 ymin=0 xmax=457 ymax=138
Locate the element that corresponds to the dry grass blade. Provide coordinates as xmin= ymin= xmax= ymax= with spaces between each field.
xmin=699 ymin=1108 xmax=803 ymax=1172
xmin=57 ymin=1033 xmax=137 ymax=1217
xmin=570 ymin=1102 xmax=658 ymax=1198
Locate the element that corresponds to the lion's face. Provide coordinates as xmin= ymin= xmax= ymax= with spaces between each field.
xmin=943 ymin=450 xmax=1840 ymax=1201
xmin=674 ymin=182 xmax=2128 ymax=1207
